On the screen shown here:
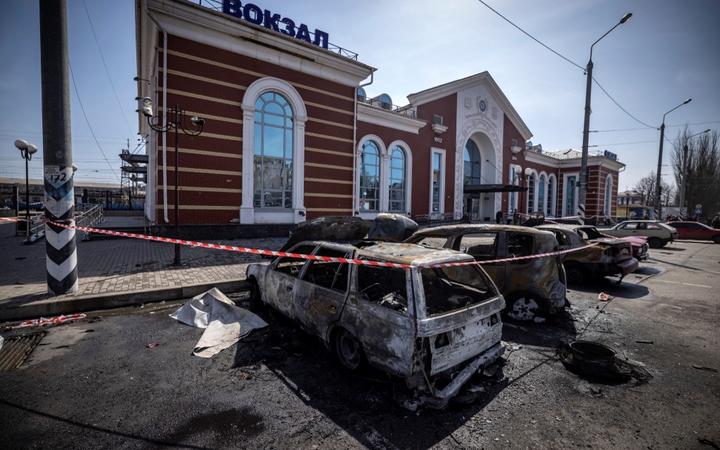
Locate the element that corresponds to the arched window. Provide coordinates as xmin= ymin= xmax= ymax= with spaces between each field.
xmin=253 ymin=91 xmax=293 ymax=208
xmin=604 ymin=175 xmax=613 ymax=216
xmin=359 ymin=141 xmax=380 ymax=212
xmin=547 ymin=175 xmax=556 ymax=216
xmin=389 ymin=146 xmax=406 ymax=212
xmin=538 ymin=174 xmax=546 ymax=213
xmin=527 ymin=173 xmax=536 ymax=212
xmin=464 ymin=140 xmax=482 ymax=185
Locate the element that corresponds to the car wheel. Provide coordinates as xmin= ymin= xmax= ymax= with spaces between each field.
xmin=713 ymin=236 xmax=720 ymax=244
xmin=565 ymin=264 xmax=587 ymax=285
xmin=333 ymin=328 xmax=365 ymax=371
xmin=506 ymin=296 xmax=542 ymax=322
xmin=647 ymin=237 xmax=663 ymax=248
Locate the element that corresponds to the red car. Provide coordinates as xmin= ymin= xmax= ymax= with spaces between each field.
xmin=617 ymin=235 xmax=649 ymax=261
xmin=667 ymin=221 xmax=720 ymax=243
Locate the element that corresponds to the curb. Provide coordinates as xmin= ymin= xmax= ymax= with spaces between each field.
xmin=0 ymin=279 xmax=250 ymax=322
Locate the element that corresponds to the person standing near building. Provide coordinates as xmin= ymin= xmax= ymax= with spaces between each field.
xmin=496 ymin=210 xmax=503 ymax=224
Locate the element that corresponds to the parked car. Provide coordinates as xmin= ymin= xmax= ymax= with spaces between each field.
xmin=602 ymin=220 xmax=677 ymax=248
xmin=667 ymin=221 xmax=720 ymax=243
xmin=538 ymin=225 xmax=638 ymax=284
xmin=246 ymin=240 xmax=505 ymax=408
xmin=405 ymin=225 xmax=566 ymax=322
xmin=617 ymin=235 xmax=650 ymax=261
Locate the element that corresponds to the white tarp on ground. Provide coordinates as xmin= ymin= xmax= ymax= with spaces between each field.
xmin=170 ymin=288 xmax=268 ymax=358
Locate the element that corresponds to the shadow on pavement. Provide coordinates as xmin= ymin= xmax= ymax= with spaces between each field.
xmin=501 ymin=308 xmax=577 ymax=348
xmin=568 ymin=277 xmax=651 ymax=300
xmin=0 ymin=398 xmax=205 ymax=449
xmin=231 ymin=305 xmax=508 ymax=449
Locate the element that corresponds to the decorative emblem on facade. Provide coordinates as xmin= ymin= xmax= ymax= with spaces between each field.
xmin=478 ymin=98 xmax=487 ymax=112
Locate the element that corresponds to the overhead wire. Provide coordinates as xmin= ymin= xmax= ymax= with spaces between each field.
xmin=68 ymin=63 xmax=120 ymax=182
xmin=475 ymin=0 xmax=657 ymax=134
xmin=81 ymin=0 xmax=134 ymax=137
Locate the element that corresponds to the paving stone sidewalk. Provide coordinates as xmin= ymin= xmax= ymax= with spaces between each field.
xmin=0 ymin=222 xmax=286 ymax=310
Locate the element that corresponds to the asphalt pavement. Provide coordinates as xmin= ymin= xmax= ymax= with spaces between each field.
xmin=0 ymin=240 xmax=718 ymax=449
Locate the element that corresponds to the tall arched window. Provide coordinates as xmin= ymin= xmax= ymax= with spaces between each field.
xmin=389 ymin=146 xmax=406 ymax=212
xmin=464 ymin=140 xmax=482 ymax=185
xmin=527 ymin=173 xmax=536 ymax=212
xmin=604 ymin=174 xmax=613 ymax=216
xmin=547 ymin=175 xmax=556 ymax=216
xmin=359 ymin=141 xmax=380 ymax=212
xmin=253 ymin=91 xmax=293 ymax=208
xmin=538 ymin=174 xmax=546 ymax=214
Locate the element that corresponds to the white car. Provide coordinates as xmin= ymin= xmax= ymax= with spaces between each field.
xmin=246 ymin=240 xmax=505 ymax=408
xmin=602 ymin=220 xmax=677 ymax=248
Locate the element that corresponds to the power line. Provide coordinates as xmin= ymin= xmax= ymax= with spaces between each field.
xmin=68 ymin=63 xmax=120 ymax=182
xmin=81 ymin=0 xmax=134 ymax=137
xmin=591 ymin=77 xmax=656 ymax=129
xmin=475 ymin=0 xmax=584 ymax=71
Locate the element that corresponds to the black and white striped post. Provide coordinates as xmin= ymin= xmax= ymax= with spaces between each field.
xmin=578 ymin=203 xmax=586 ymax=225
xmin=40 ymin=0 xmax=78 ymax=295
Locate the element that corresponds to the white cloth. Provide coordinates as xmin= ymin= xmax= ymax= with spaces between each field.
xmin=170 ymin=288 xmax=268 ymax=358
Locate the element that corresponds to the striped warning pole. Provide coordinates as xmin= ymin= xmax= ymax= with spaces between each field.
xmin=40 ymin=0 xmax=78 ymax=295
xmin=578 ymin=203 xmax=586 ymax=225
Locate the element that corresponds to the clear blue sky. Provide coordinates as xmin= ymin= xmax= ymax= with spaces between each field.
xmin=1 ymin=0 xmax=719 ymax=191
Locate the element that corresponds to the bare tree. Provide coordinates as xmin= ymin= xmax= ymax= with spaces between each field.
xmin=672 ymin=128 xmax=720 ymax=218
xmin=634 ymin=171 xmax=673 ymax=207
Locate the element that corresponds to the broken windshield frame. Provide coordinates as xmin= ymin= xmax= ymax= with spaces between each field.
xmin=420 ymin=265 xmax=496 ymax=317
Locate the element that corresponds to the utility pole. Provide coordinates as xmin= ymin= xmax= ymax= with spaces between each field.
xmin=40 ymin=0 xmax=78 ymax=295
xmin=579 ymin=13 xmax=631 ymax=224
xmin=655 ymin=98 xmax=692 ymax=217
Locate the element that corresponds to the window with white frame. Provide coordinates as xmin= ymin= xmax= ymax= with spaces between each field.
xmin=253 ymin=91 xmax=293 ymax=209
xmin=388 ymin=145 xmax=406 ymax=212
xmin=431 ymin=150 xmax=445 ymax=214
xmin=604 ymin=174 xmax=613 ymax=216
xmin=538 ymin=174 xmax=546 ymax=214
xmin=527 ymin=173 xmax=536 ymax=212
xmin=565 ymin=174 xmax=577 ymax=216
xmin=359 ymin=140 xmax=381 ymax=212
xmin=547 ymin=175 xmax=556 ymax=216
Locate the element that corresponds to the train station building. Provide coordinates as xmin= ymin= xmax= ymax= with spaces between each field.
xmin=136 ymin=0 xmax=624 ymax=226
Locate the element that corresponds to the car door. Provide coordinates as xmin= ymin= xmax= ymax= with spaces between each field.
xmin=453 ymin=232 xmax=505 ymax=292
xmin=265 ymin=243 xmax=317 ymax=319
xmin=339 ymin=262 xmax=415 ymax=376
xmin=616 ymin=221 xmax=638 ymax=237
xmin=292 ymin=245 xmax=350 ymax=339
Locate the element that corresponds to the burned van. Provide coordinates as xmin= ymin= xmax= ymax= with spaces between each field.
xmin=406 ymin=225 xmax=567 ymax=322
xmin=246 ymin=241 xmax=504 ymax=408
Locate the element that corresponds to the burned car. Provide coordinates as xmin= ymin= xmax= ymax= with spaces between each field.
xmin=538 ymin=224 xmax=638 ymax=284
xmin=405 ymin=225 xmax=566 ymax=322
xmin=246 ymin=241 xmax=505 ymax=408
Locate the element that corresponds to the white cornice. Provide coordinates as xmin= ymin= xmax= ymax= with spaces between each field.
xmin=145 ymin=0 xmax=375 ymax=87
xmin=407 ymin=72 xmax=532 ymax=141
xmin=357 ymin=104 xmax=427 ymax=134
xmin=525 ymin=151 xmax=625 ymax=171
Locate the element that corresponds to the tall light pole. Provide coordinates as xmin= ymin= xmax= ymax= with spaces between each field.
xmin=579 ymin=13 xmax=632 ymax=223
xmin=655 ymin=98 xmax=692 ymax=216
xmin=138 ymin=97 xmax=204 ymax=265
xmin=678 ymin=128 xmax=710 ymax=217
xmin=14 ymin=139 xmax=38 ymax=242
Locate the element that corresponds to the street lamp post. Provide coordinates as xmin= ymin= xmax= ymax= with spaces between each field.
xmin=14 ymin=139 xmax=38 ymax=242
xmin=678 ymin=128 xmax=711 ymax=217
xmin=579 ymin=13 xmax=632 ymax=223
xmin=655 ymin=98 xmax=692 ymax=216
xmin=138 ymin=98 xmax=205 ymax=265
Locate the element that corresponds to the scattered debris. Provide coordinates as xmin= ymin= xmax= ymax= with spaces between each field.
xmin=635 ymin=339 xmax=654 ymax=344
xmin=170 ymin=288 xmax=268 ymax=358
xmin=146 ymin=342 xmax=160 ymax=349
xmin=6 ymin=313 xmax=87 ymax=330
xmin=598 ymin=292 xmax=611 ymax=302
xmin=557 ymin=340 xmax=652 ymax=384
xmin=691 ymin=364 xmax=718 ymax=373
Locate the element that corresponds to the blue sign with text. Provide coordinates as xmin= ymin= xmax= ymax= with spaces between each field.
xmin=222 ymin=1 xmax=330 ymax=49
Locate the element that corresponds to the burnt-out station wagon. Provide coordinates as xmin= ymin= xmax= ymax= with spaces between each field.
xmin=246 ymin=241 xmax=505 ymax=407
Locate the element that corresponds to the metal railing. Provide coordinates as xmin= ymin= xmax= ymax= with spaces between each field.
xmin=189 ymin=0 xmax=359 ymax=60
xmin=358 ymin=97 xmax=417 ymax=119
xmin=75 ymin=204 xmax=104 ymax=239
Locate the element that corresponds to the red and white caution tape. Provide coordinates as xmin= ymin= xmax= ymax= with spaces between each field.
xmin=0 ymin=216 xmax=597 ymax=269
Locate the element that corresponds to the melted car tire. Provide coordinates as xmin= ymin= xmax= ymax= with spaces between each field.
xmin=504 ymin=293 xmax=546 ymax=322
xmin=247 ymin=277 xmax=261 ymax=305
xmin=565 ymin=264 xmax=587 ymax=285
xmin=333 ymin=328 xmax=366 ymax=371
